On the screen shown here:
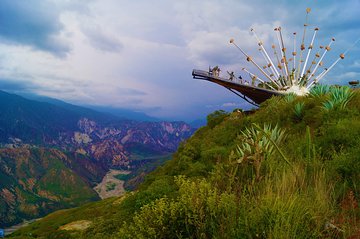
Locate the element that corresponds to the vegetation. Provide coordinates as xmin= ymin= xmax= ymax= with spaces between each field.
xmin=123 ymin=154 xmax=172 ymax=191
xmin=309 ymin=84 xmax=331 ymax=97
xmin=10 ymin=87 xmax=360 ymax=238
xmin=106 ymin=183 xmax=116 ymax=192
xmin=0 ymin=147 xmax=99 ymax=227
xmin=322 ymin=86 xmax=355 ymax=111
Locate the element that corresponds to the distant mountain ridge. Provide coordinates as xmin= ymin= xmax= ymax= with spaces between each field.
xmin=84 ymin=105 xmax=160 ymax=122
xmin=0 ymin=90 xmax=195 ymax=226
xmin=20 ymin=92 xmax=207 ymax=126
xmin=20 ymin=92 xmax=160 ymax=122
xmin=0 ymin=90 xmax=115 ymax=143
xmin=0 ymin=90 xmax=194 ymax=168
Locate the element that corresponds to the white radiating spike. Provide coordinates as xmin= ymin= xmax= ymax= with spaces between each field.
xmin=308 ymin=55 xmax=343 ymax=89
xmin=306 ymin=50 xmax=321 ymax=75
xmin=230 ymin=39 xmax=281 ymax=88
xmin=275 ymin=28 xmax=288 ymax=78
xmin=278 ymin=27 xmax=290 ymax=84
xmin=296 ymin=8 xmax=311 ymax=81
xmin=258 ymin=47 xmax=277 ymax=81
xmin=307 ymin=38 xmax=335 ymax=83
xmin=272 ymin=40 xmax=285 ymax=82
xmin=301 ymin=28 xmax=319 ymax=77
xmin=308 ymin=38 xmax=360 ymax=88
xmin=293 ymin=32 xmax=297 ymax=71
xmin=251 ymin=28 xmax=280 ymax=78
xmin=242 ymin=68 xmax=277 ymax=90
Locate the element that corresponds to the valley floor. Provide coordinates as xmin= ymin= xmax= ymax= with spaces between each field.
xmin=94 ymin=169 xmax=130 ymax=199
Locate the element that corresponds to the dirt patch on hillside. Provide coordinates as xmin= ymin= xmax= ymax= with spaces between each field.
xmin=94 ymin=169 xmax=130 ymax=199
xmin=59 ymin=220 xmax=92 ymax=231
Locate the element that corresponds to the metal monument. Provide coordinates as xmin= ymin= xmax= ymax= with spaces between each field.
xmin=192 ymin=8 xmax=359 ymax=106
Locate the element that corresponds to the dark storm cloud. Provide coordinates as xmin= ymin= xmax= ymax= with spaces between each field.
xmin=0 ymin=0 xmax=70 ymax=56
xmin=0 ymin=78 xmax=37 ymax=92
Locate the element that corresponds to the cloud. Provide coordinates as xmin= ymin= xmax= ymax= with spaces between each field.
xmin=0 ymin=0 xmax=72 ymax=56
xmin=350 ymin=60 xmax=360 ymax=69
xmin=205 ymin=101 xmax=247 ymax=109
xmin=115 ymin=87 xmax=146 ymax=96
xmin=81 ymin=26 xmax=123 ymax=52
xmin=334 ymin=72 xmax=360 ymax=80
xmin=0 ymin=78 xmax=37 ymax=93
xmin=0 ymin=0 xmax=359 ymax=121
xmin=222 ymin=102 xmax=237 ymax=107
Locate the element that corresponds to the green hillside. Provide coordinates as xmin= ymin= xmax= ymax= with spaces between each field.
xmin=10 ymin=86 xmax=360 ymax=238
xmin=0 ymin=147 xmax=100 ymax=227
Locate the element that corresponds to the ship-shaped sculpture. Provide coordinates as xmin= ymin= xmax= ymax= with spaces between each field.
xmin=193 ymin=8 xmax=359 ymax=106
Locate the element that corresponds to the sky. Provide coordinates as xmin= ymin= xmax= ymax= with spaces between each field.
xmin=0 ymin=0 xmax=359 ymax=121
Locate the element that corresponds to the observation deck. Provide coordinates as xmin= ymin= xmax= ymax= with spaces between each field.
xmin=192 ymin=69 xmax=284 ymax=106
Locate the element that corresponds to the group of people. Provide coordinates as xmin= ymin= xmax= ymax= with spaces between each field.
xmin=209 ymin=66 xmax=252 ymax=85
xmin=209 ymin=66 xmax=221 ymax=77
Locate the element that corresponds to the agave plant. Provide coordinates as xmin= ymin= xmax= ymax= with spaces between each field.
xmin=236 ymin=124 xmax=286 ymax=181
xmin=309 ymin=84 xmax=330 ymax=97
xmin=294 ymin=102 xmax=305 ymax=119
xmin=284 ymin=93 xmax=297 ymax=103
xmin=322 ymin=100 xmax=335 ymax=111
xmin=322 ymin=86 xmax=354 ymax=110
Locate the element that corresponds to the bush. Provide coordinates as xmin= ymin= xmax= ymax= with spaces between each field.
xmin=206 ymin=110 xmax=229 ymax=128
xmin=118 ymin=176 xmax=239 ymax=239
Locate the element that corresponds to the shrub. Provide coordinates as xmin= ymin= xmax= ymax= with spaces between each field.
xmin=118 ymin=176 xmax=239 ymax=239
xmin=206 ymin=110 xmax=229 ymax=128
xmin=235 ymin=124 xmax=286 ymax=181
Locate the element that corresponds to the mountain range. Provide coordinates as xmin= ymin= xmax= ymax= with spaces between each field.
xmin=19 ymin=93 xmax=160 ymax=122
xmin=0 ymin=90 xmax=194 ymax=227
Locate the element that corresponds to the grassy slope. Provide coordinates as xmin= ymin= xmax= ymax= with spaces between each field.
xmin=10 ymin=88 xmax=360 ymax=238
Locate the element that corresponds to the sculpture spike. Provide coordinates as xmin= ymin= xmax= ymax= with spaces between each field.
xmin=275 ymin=28 xmax=288 ymax=78
xmin=242 ymin=68 xmax=277 ymax=90
xmin=304 ymin=51 xmax=320 ymax=80
xmin=251 ymin=28 xmax=280 ymax=78
xmin=307 ymin=37 xmax=335 ymax=84
xmin=301 ymin=28 xmax=319 ymax=78
xmin=293 ymin=32 xmax=297 ymax=72
xmin=296 ymin=8 xmax=311 ymax=81
xmin=308 ymin=37 xmax=360 ymax=88
xmin=230 ymin=40 xmax=281 ymax=88
xmin=258 ymin=44 xmax=278 ymax=82
xmin=278 ymin=27 xmax=291 ymax=85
